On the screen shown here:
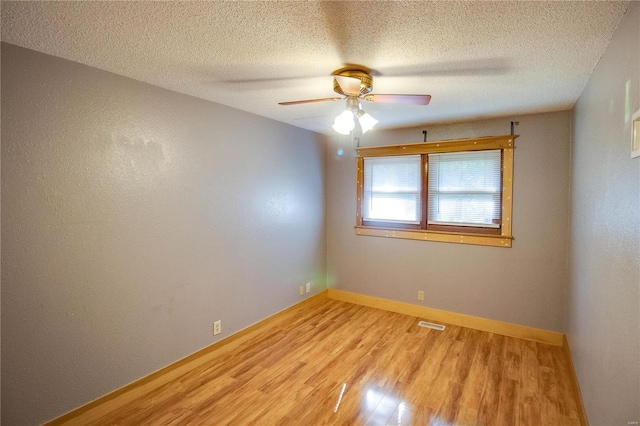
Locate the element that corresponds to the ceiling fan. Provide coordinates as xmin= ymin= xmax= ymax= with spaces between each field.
xmin=278 ymin=66 xmax=431 ymax=135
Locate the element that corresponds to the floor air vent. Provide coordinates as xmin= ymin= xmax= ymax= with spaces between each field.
xmin=418 ymin=321 xmax=445 ymax=331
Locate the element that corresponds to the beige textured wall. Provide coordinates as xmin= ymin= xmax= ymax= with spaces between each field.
xmin=1 ymin=43 xmax=327 ymax=425
xmin=567 ymin=2 xmax=640 ymax=424
xmin=327 ymin=111 xmax=571 ymax=332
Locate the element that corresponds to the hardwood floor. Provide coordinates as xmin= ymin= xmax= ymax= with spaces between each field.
xmin=90 ymin=297 xmax=581 ymax=425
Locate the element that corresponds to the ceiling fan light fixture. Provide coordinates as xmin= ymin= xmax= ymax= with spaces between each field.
xmin=357 ymin=111 xmax=378 ymax=134
xmin=332 ymin=109 xmax=355 ymax=135
xmin=279 ymin=67 xmax=431 ymax=134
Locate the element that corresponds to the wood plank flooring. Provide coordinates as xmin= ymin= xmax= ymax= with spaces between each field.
xmin=90 ymin=297 xmax=581 ymax=425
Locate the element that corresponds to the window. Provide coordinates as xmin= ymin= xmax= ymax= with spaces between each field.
xmin=427 ymin=150 xmax=502 ymax=232
xmin=363 ymin=155 xmax=422 ymax=225
xmin=355 ymin=135 xmax=516 ymax=247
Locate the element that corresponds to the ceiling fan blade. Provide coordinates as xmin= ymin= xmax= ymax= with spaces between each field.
xmin=364 ymin=94 xmax=431 ymax=105
xmin=371 ymin=58 xmax=512 ymax=78
xmin=278 ymin=97 xmax=343 ymax=106
xmin=334 ymin=75 xmax=362 ymax=96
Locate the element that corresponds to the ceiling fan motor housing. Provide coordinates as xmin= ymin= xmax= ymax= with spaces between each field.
xmin=332 ymin=69 xmax=373 ymax=96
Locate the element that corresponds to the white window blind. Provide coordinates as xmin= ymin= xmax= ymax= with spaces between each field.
xmin=427 ymin=150 xmax=501 ymax=227
xmin=363 ymin=155 xmax=421 ymax=224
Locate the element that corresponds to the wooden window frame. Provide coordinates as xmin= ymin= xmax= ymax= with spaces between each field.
xmin=355 ymin=135 xmax=516 ymax=248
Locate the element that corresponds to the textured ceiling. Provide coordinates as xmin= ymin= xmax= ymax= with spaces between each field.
xmin=1 ymin=1 xmax=631 ymax=134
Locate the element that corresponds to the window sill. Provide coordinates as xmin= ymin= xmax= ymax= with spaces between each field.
xmin=354 ymin=226 xmax=512 ymax=248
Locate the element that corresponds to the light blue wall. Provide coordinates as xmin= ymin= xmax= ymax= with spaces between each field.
xmin=1 ymin=43 xmax=327 ymax=425
xmin=567 ymin=3 xmax=639 ymax=424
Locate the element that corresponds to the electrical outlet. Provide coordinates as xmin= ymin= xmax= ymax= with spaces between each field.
xmin=299 ymin=286 xmax=304 ymax=296
xmin=306 ymin=282 xmax=311 ymax=293
xmin=213 ymin=320 xmax=221 ymax=336
xmin=418 ymin=291 xmax=425 ymax=301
